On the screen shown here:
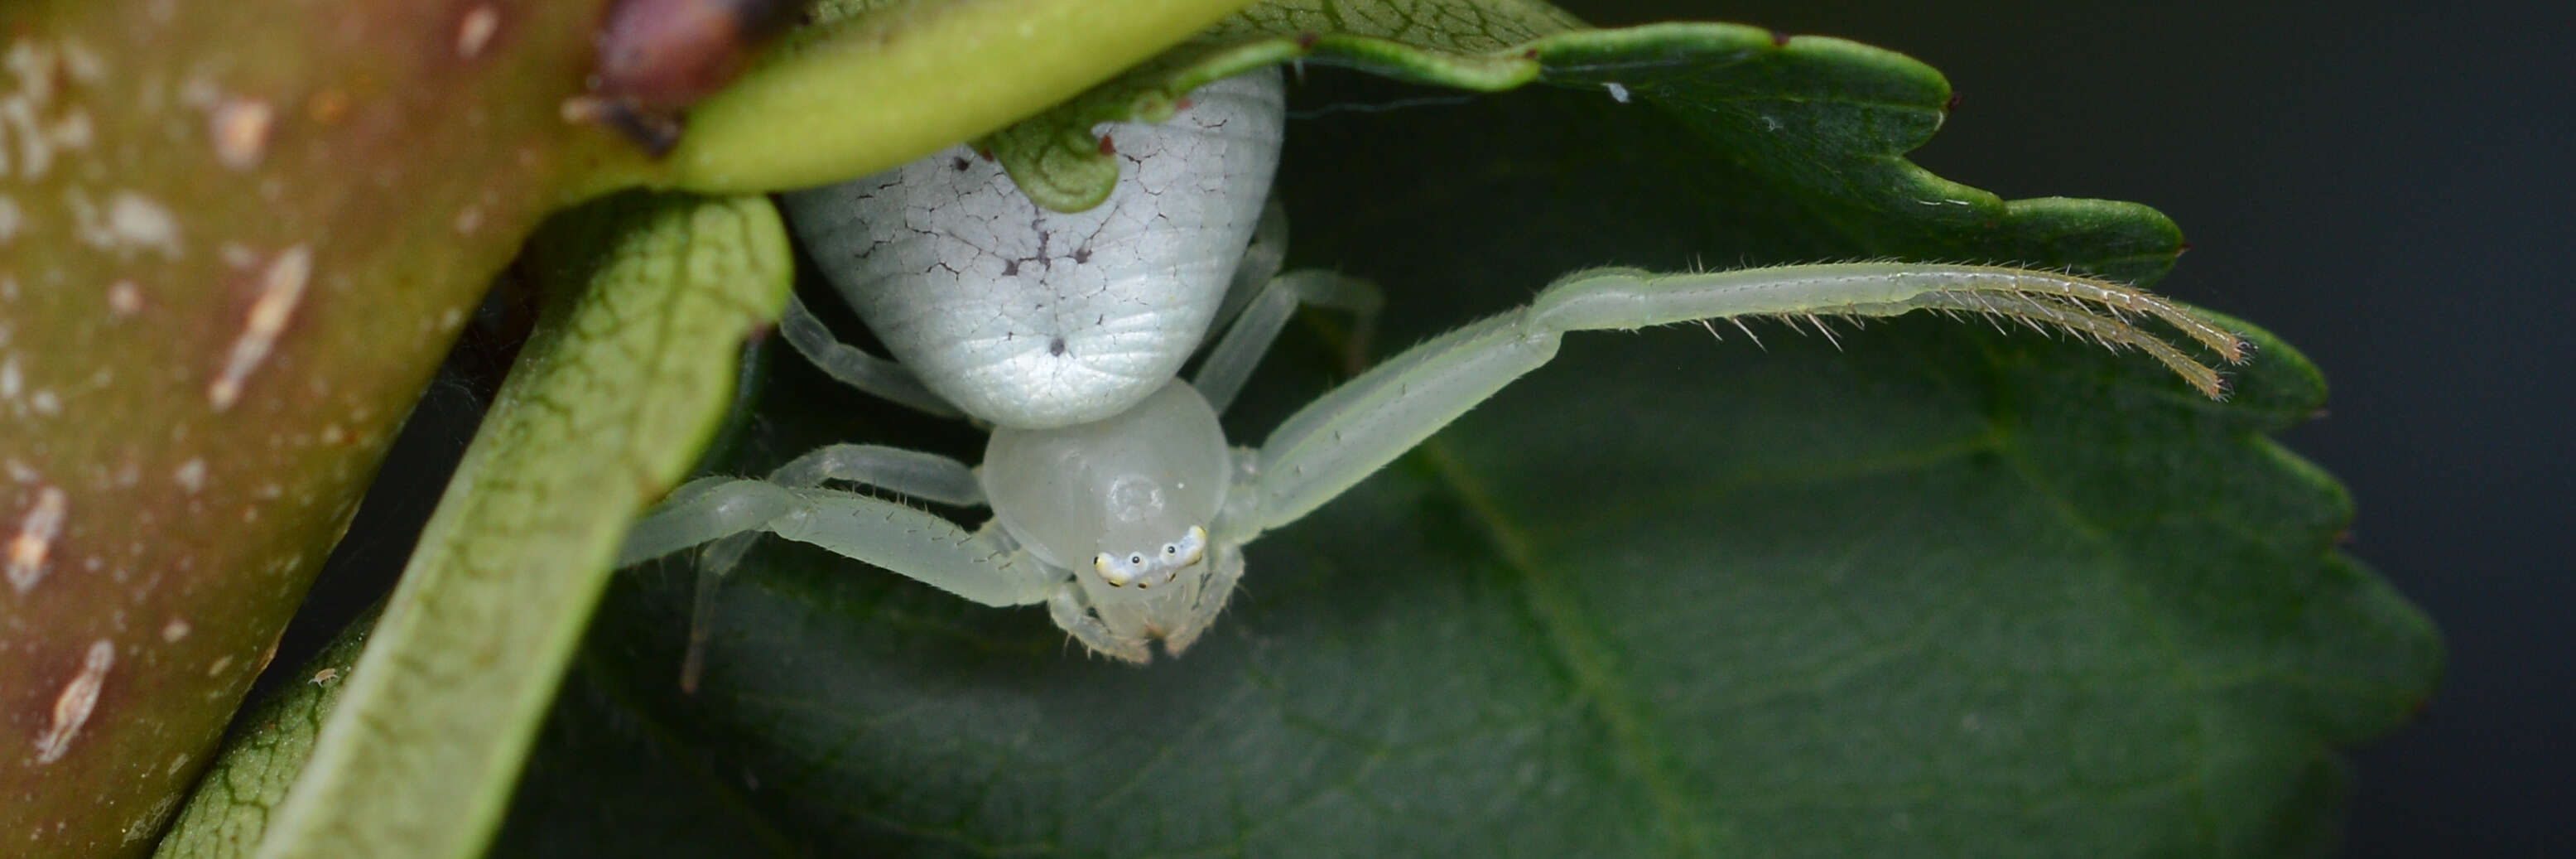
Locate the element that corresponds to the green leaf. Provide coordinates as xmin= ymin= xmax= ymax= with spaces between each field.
xmin=982 ymin=0 xmax=2174 ymax=291
xmin=152 ymin=603 xmax=377 ymax=859
xmin=978 ymin=0 xmax=1582 ymax=210
xmin=164 ymin=193 xmax=790 ymax=859
xmin=657 ymin=0 xmax=1262 ymax=194
xmin=497 ymin=4 xmax=2435 ymax=856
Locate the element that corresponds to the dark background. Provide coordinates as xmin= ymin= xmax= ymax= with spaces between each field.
xmin=286 ymin=2 xmax=2567 ymax=856
xmin=1583 ymin=1 xmax=2569 ymax=854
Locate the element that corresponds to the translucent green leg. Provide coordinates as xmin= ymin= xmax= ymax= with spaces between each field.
xmin=1192 ymin=269 xmax=1384 ymax=413
xmin=1209 ymin=199 xmax=1292 ymax=333
xmin=619 ymin=444 xmax=1009 ymax=688
xmin=1243 ymin=263 xmax=2246 ymax=538
xmin=778 ymin=291 xmax=962 ymax=417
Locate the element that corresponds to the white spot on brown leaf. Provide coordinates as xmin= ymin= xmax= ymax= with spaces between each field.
xmin=107 ymin=192 xmax=180 ymax=253
xmin=208 ymin=245 xmax=311 ymax=410
xmin=108 ymin=280 xmax=142 ymax=316
xmin=457 ymin=6 xmax=502 ymax=59
xmin=32 ymin=639 xmax=114 ymax=764
xmin=209 ymin=98 xmax=273 ymax=171
xmin=7 ymin=485 xmax=67 ymax=592
xmin=67 ymin=189 xmax=183 ymax=258
xmin=2 ymin=38 xmax=100 ymax=181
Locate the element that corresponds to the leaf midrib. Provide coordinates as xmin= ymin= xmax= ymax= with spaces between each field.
xmin=1410 ymin=439 xmax=1717 ymax=855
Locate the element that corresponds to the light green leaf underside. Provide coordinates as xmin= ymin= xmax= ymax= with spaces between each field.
xmin=656 ymin=0 xmax=1260 ymax=195
xmin=154 ymin=605 xmax=378 ymax=859
xmin=173 ymin=194 xmax=791 ymax=859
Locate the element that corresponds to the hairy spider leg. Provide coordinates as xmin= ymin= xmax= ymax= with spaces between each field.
xmin=1239 ymin=263 xmax=2246 ymax=541
xmin=618 ymin=445 xmax=1034 ymax=688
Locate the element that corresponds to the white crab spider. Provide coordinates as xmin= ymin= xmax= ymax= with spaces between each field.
xmin=619 ymin=68 xmax=2246 ymax=664
xmin=771 ymin=70 xmax=1302 ymax=428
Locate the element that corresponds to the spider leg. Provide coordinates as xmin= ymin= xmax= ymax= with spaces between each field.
xmin=1047 ymin=589 xmax=1153 ymax=664
xmin=620 ymin=446 xmax=1031 ymax=688
xmin=1192 ymin=268 xmax=1383 ymax=414
xmin=777 ymin=291 xmax=963 ymax=417
xmin=1244 ymin=263 xmax=2245 ymax=536
xmin=1210 ymin=198 xmax=1292 ymax=331
xmin=1155 ymin=543 xmax=1245 ymax=656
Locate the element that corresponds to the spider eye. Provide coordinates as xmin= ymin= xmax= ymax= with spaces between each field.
xmin=1166 ymin=526 xmax=1209 ymax=568
xmin=1092 ymin=553 xmax=1139 ymax=586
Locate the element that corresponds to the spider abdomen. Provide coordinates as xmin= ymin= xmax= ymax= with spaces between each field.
xmin=781 ymin=70 xmax=1286 ymax=428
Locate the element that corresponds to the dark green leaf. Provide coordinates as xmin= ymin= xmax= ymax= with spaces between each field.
xmin=502 ymin=10 xmax=2435 ymax=857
